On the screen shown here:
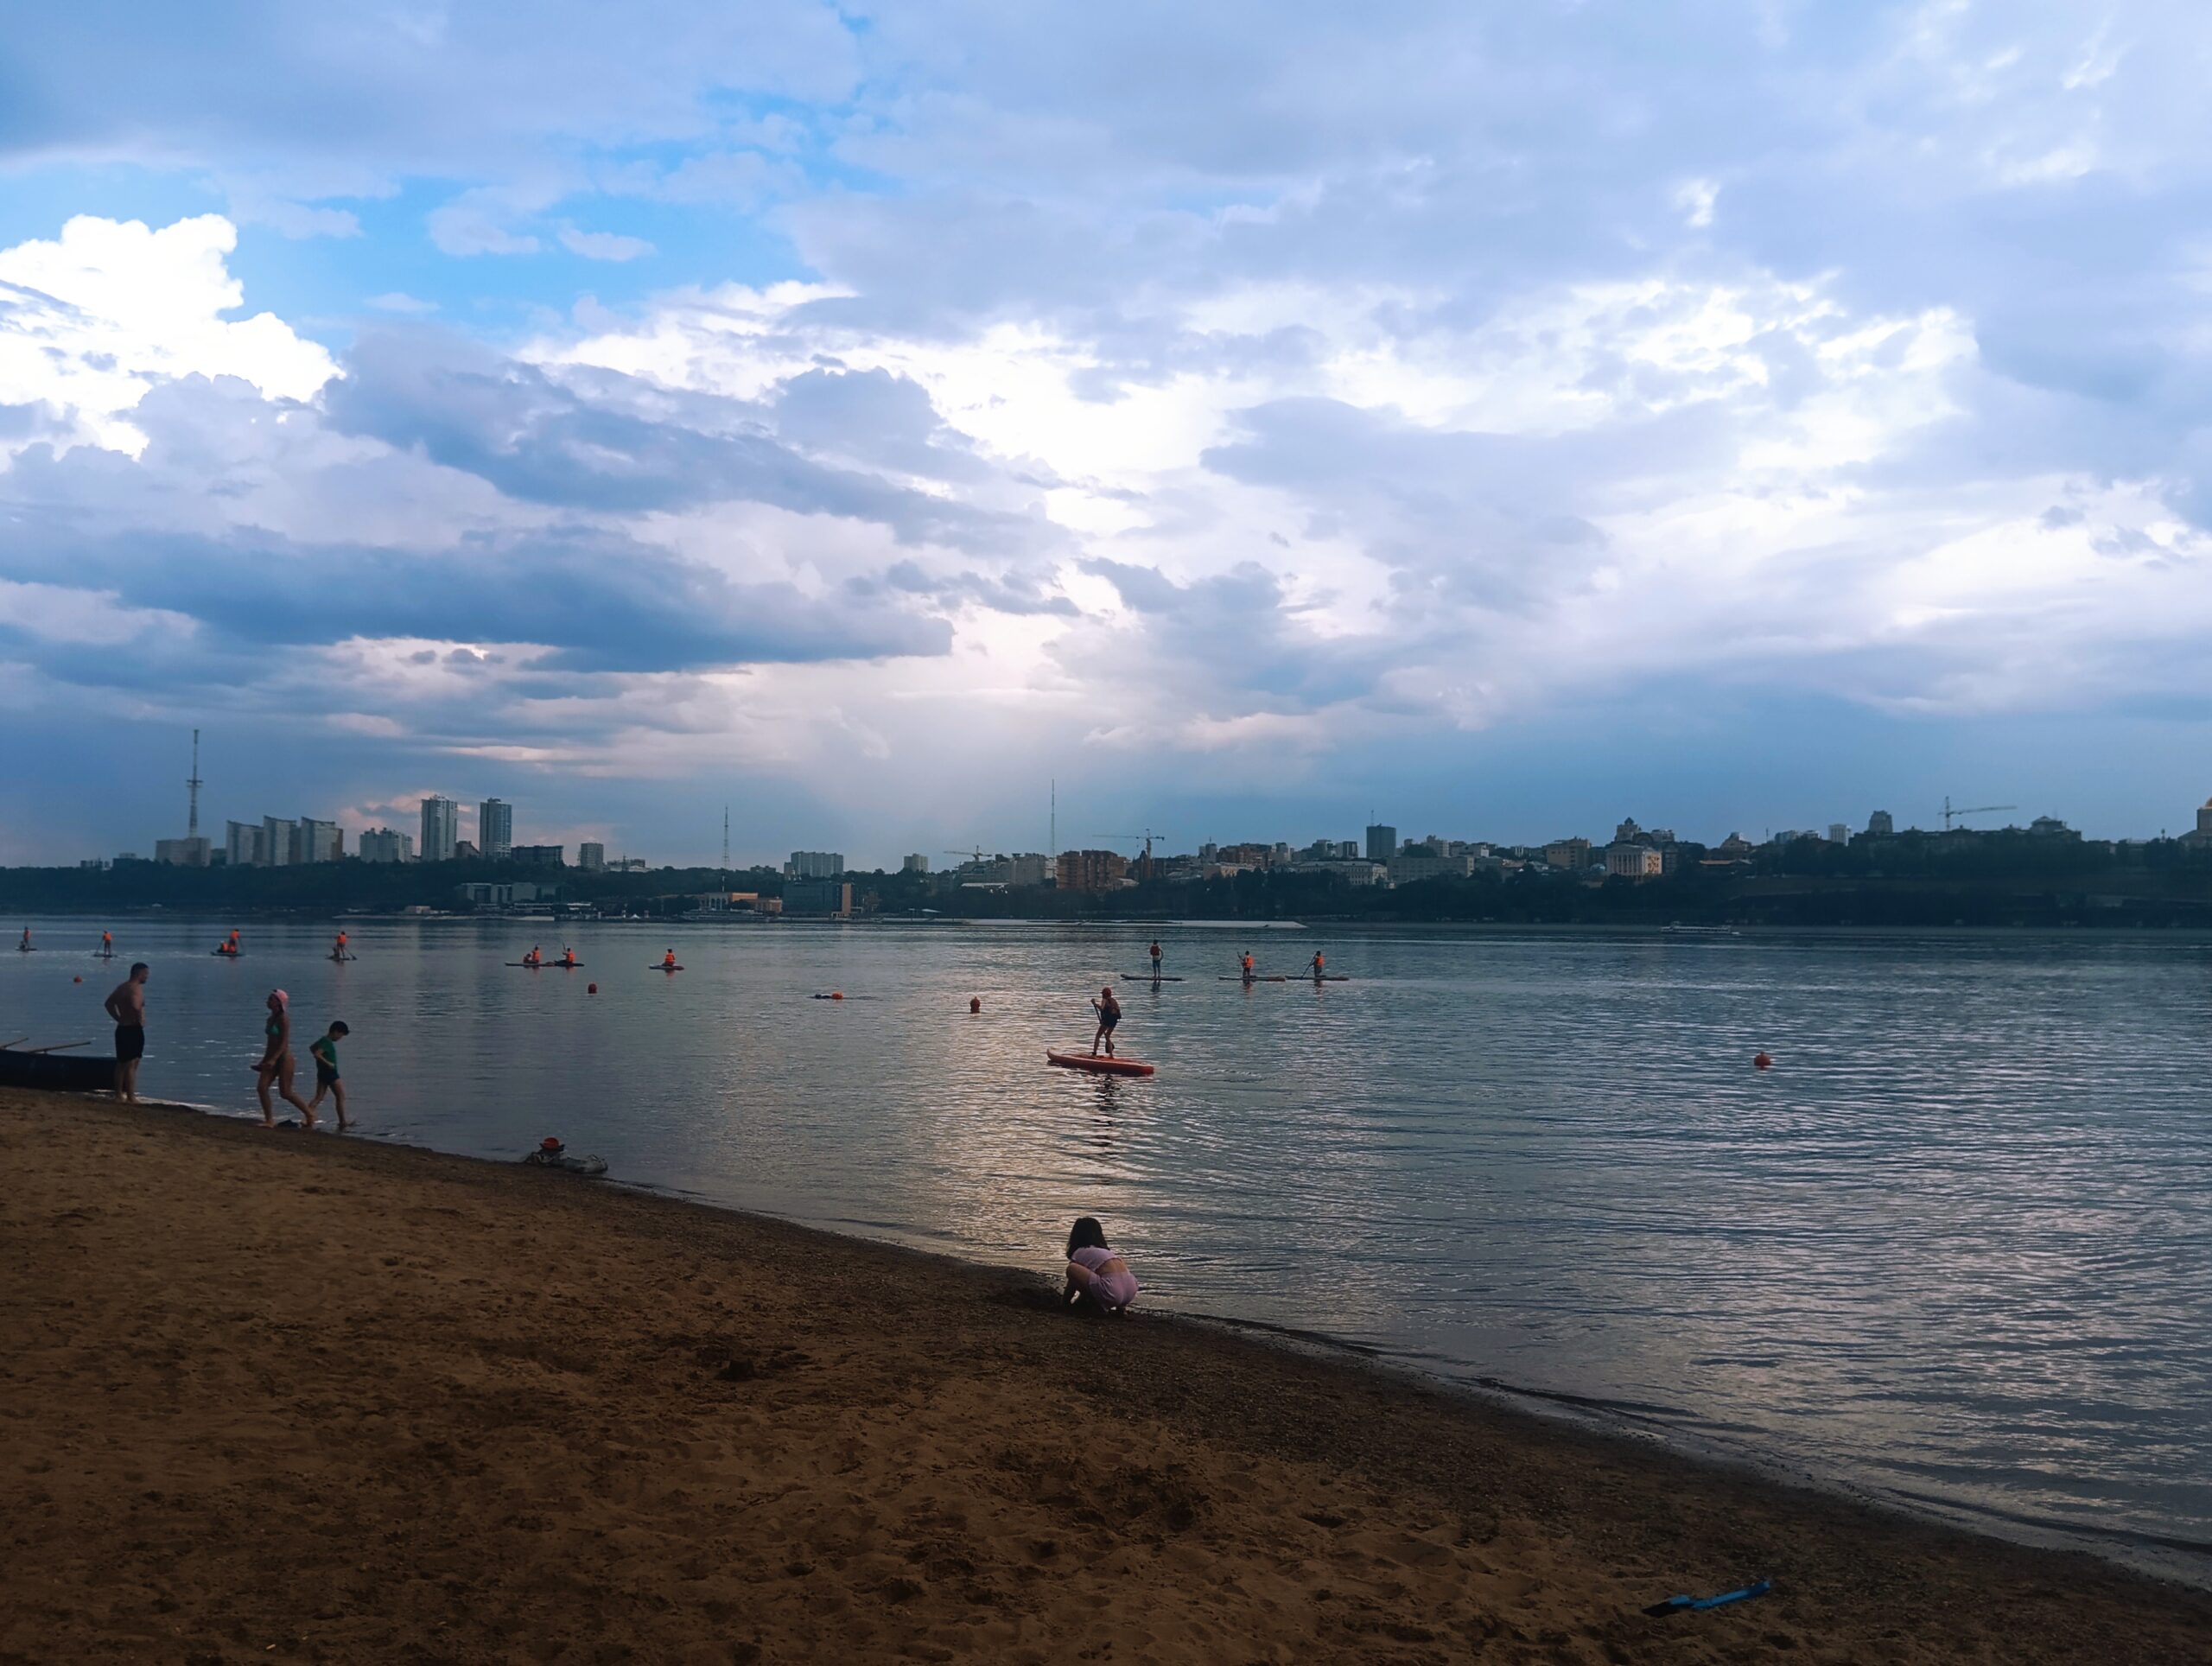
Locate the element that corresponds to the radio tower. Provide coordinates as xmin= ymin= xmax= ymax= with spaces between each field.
xmin=186 ymin=728 xmax=203 ymax=837
xmin=721 ymin=804 xmax=730 ymax=892
xmin=1050 ymin=778 xmax=1056 ymax=861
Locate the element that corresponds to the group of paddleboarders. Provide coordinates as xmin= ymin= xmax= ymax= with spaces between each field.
xmin=519 ymin=945 xmax=581 ymax=969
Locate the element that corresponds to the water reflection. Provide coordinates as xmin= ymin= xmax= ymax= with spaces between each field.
xmin=6 ymin=917 xmax=2209 ymax=1574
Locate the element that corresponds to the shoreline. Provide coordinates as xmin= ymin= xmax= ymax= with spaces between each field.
xmin=7 ymin=1089 xmax=2210 ymax=1663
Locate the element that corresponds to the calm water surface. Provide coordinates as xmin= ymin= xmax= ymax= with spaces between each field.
xmin=8 ymin=919 xmax=2209 ymax=1578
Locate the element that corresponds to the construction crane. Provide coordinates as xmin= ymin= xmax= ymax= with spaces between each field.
xmin=1942 ymin=797 xmax=2018 ymax=830
xmin=1091 ymin=829 xmax=1171 ymax=881
xmin=944 ymin=846 xmax=988 ymax=869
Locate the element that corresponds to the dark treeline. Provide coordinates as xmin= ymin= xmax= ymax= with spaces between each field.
xmin=10 ymin=831 xmax=2212 ymax=928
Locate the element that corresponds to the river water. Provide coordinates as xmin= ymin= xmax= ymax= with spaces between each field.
xmin=8 ymin=917 xmax=2209 ymax=1579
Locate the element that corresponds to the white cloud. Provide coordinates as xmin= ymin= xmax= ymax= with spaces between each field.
xmin=0 ymin=214 xmax=337 ymax=455
xmin=366 ymin=291 xmax=438 ymax=315
xmin=558 ymin=226 xmax=657 ymax=262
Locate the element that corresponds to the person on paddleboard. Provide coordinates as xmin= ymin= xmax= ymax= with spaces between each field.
xmin=560 ymin=946 xmax=577 ymax=968
xmin=1090 ymin=986 xmax=1122 ymax=1057
xmin=662 ymin=948 xmax=677 ymax=969
xmin=333 ymin=930 xmax=348 ymax=959
xmin=18 ymin=926 xmax=29 ymax=951
xmin=1309 ymin=951 xmax=1325 ymax=979
xmin=1239 ymin=950 xmax=1255 ymax=982
xmin=100 ymin=930 xmax=112 ymax=956
xmin=524 ymin=945 xmax=542 ymax=967
xmin=1148 ymin=939 xmax=1162 ymax=977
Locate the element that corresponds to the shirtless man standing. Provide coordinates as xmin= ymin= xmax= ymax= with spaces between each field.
xmin=103 ymin=962 xmax=149 ymax=1103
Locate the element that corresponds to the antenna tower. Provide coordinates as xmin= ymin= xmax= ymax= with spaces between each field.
xmin=721 ymin=804 xmax=730 ymax=882
xmin=187 ymin=728 xmax=202 ymax=837
xmin=1050 ymin=778 xmax=1057 ymax=860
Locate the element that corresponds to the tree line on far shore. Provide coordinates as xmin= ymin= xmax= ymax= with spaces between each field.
xmin=10 ymin=829 xmax=2212 ymax=929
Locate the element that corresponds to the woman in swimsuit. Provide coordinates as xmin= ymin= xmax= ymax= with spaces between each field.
xmin=254 ymin=989 xmax=316 ymax=1129
xmin=1063 ymin=1217 xmax=1138 ymax=1313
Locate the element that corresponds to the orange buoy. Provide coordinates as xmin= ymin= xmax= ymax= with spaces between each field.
xmin=969 ymin=995 xmax=981 ymax=1014
xmin=1753 ymin=1052 xmax=1773 ymax=1070
xmin=831 ymin=990 xmax=844 ymax=1001
xmin=587 ymin=982 xmax=598 ymax=995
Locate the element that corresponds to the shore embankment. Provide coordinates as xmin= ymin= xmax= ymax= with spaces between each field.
xmin=5 ymin=1091 xmax=2209 ymax=1663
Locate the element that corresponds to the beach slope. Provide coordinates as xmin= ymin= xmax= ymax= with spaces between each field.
xmin=3 ymin=1091 xmax=2207 ymax=1663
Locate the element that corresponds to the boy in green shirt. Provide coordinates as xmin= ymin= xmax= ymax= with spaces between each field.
xmin=307 ymin=1021 xmax=352 ymax=1129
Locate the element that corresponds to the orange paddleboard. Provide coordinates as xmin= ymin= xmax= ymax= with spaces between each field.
xmin=1046 ymin=1049 xmax=1155 ymax=1078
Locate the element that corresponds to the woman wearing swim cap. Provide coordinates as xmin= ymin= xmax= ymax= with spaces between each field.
xmin=253 ymin=989 xmax=317 ymax=1129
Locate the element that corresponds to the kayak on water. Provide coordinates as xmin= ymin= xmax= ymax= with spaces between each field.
xmin=1121 ymin=972 xmax=1186 ymax=982
xmin=1046 ymin=1048 xmax=1156 ymax=1078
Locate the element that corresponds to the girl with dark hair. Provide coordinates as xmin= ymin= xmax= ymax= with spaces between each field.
xmin=1063 ymin=1218 xmax=1138 ymax=1313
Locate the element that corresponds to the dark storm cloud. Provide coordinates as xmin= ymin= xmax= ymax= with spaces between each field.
xmin=323 ymin=331 xmax=1033 ymax=551
xmin=3 ymin=520 xmax=950 ymax=674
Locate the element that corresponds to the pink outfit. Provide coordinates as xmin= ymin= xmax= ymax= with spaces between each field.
xmin=1071 ymin=1244 xmax=1138 ymax=1310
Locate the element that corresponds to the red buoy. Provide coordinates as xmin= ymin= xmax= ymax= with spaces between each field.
xmin=1753 ymin=1052 xmax=1773 ymax=1070
xmin=73 ymin=975 xmax=82 ymax=983
xmin=587 ymin=982 xmax=598 ymax=995
xmin=969 ymin=995 xmax=982 ymax=1014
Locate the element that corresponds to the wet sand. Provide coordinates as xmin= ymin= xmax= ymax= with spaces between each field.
xmin=4 ymin=1090 xmax=2209 ymax=1663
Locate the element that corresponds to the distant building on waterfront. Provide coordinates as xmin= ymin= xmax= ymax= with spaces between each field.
xmin=1389 ymin=851 xmax=1476 ymax=886
xmin=358 ymin=827 xmax=414 ymax=862
xmin=1828 ymin=823 xmax=1849 ymax=844
xmin=155 ymin=836 xmax=211 ymax=867
xmin=512 ymin=843 xmax=564 ymax=867
xmin=1543 ymin=836 xmax=1592 ymax=871
xmin=1867 ymin=810 xmax=1894 ymax=836
xmin=260 ymin=817 xmax=296 ymax=868
xmin=902 ymin=853 xmax=929 ymax=874
xmin=296 ymin=817 xmax=342 ymax=863
xmin=577 ymin=842 xmax=606 ymax=872
xmin=454 ymin=840 xmax=479 ymax=861
xmin=1057 ymin=849 xmax=1130 ymax=893
xmin=224 ymin=820 xmax=263 ymax=868
xmin=1606 ymin=843 xmax=1663 ymax=879
xmin=788 ymin=850 xmax=844 ymax=879
xmin=420 ymin=796 xmax=459 ymax=862
xmin=479 ymin=798 xmax=512 ymax=861
xmin=783 ymin=880 xmax=853 ymax=917
xmin=1364 ymin=823 xmax=1397 ymax=862
xmin=454 ymin=881 xmax=554 ymax=909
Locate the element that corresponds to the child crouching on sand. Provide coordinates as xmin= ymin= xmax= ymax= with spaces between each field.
xmin=1063 ymin=1218 xmax=1137 ymax=1314
xmin=308 ymin=1021 xmax=351 ymax=1130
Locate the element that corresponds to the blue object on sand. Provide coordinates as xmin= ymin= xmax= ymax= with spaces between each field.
xmin=1643 ymin=1579 xmax=1772 ymax=1618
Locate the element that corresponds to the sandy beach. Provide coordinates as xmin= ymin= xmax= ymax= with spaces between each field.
xmin=4 ymin=1091 xmax=2208 ymax=1663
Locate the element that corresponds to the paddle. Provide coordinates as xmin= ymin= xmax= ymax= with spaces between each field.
xmin=1643 ymin=1578 xmax=1771 ymax=1618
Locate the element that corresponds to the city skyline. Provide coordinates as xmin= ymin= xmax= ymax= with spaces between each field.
xmin=7 ymin=8 xmax=2212 ymax=866
xmin=52 ymin=725 xmax=2207 ymax=876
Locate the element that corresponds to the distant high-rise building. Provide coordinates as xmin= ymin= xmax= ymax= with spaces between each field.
xmin=1364 ymin=823 xmax=1397 ymax=862
xmin=902 ymin=853 xmax=930 ymax=874
xmin=1867 ymin=810 xmax=1895 ymax=836
xmin=1828 ymin=823 xmax=1849 ymax=844
xmin=479 ymin=798 xmax=512 ymax=861
xmin=225 ymin=820 xmax=264 ymax=868
xmin=296 ymin=817 xmax=342 ymax=862
xmin=788 ymin=850 xmax=845 ymax=880
xmin=1056 ymin=849 xmax=1130 ymax=893
xmin=577 ymin=842 xmax=607 ymax=873
xmin=261 ymin=817 xmax=296 ymax=868
xmin=155 ymin=836 xmax=211 ymax=867
xmin=358 ymin=827 xmax=414 ymax=862
xmin=420 ymin=796 xmax=459 ymax=862
xmin=783 ymin=880 xmax=853 ymax=917
xmin=512 ymin=844 xmax=565 ymax=867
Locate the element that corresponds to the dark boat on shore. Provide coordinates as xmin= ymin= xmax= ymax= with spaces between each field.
xmin=0 ymin=1046 xmax=117 ymax=1092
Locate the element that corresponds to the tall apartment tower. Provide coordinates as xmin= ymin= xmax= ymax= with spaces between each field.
xmin=479 ymin=798 xmax=513 ymax=860
xmin=420 ymin=796 xmax=459 ymax=862
xmin=1365 ymin=823 xmax=1398 ymax=862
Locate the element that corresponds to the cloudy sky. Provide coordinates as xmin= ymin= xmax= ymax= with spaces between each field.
xmin=4 ymin=2 xmax=2211 ymax=866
